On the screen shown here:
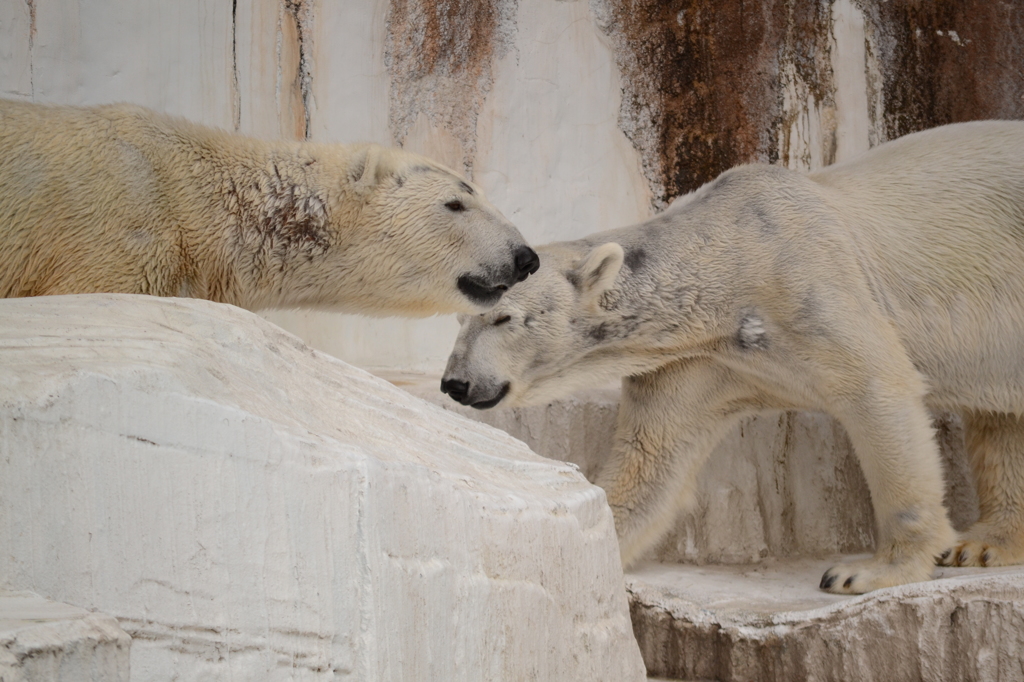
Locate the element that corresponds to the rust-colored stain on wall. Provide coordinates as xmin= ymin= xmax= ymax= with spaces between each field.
xmin=383 ymin=0 xmax=1024 ymax=202
xmin=596 ymin=0 xmax=1024 ymax=204
xmin=388 ymin=0 xmax=501 ymax=79
xmin=386 ymin=0 xmax=517 ymax=172
xmin=595 ymin=0 xmax=846 ymax=205
xmin=862 ymin=0 xmax=1024 ymax=139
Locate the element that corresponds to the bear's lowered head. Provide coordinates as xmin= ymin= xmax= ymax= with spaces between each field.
xmin=441 ymin=241 xmax=629 ymax=408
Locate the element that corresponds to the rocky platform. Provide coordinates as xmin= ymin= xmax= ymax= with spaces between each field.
xmin=0 ymin=590 xmax=130 ymax=682
xmin=629 ymin=560 xmax=1024 ymax=681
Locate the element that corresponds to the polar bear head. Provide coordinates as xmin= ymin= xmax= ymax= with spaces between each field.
xmin=239 ymin=144 xmax=539 ymax=315
xmin=440 ymin=241 xmax=630 ymax=408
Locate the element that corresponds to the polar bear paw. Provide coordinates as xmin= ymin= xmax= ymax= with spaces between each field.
xmin=819 ymin=556 xmax=935 ymax=594
xmin=938 ymin=523 xmax=1024 ymax=567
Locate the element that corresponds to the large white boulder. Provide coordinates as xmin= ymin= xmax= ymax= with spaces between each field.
xmin=0 ymin=295 xmax=645 ymax=682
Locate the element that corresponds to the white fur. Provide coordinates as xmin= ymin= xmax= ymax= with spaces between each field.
xmin=0 ymin=99 xmax=531 ymax=315
xmin=443 ymin=120 xmax=1024 ymax=594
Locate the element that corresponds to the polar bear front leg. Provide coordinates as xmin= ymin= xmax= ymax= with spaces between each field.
xmin=939 ymin=410 xmax=1024 ymax=567
xmin=820 ymin=382 xmax=956 ymax=594
xmin=596 ymin=358 xmax=761 ymax=569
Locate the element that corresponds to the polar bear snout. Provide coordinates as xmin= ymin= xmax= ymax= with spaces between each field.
xmin=440 ymin=378 xmax=470 ymax=402
xmin=440 ymin=376 xmax=510 ymax=410
xmin=457 ymin=245 xmax=540 ymax=307
xmin=514 ymin=245 xmax=540 ymax=282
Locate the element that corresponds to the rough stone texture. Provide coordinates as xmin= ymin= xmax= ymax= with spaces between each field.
xmin=862 ymin=0 xmax=1024 ymax=139
xmin=400 ymin=375 xmax=978 ymax=564
xmin=0 ymin=295 xmax=645 ymax=682
xmin=591 ymin=0 xmax=792 ymax=203
xmin=594 ymin=0 xmax=1024 ymax=206
xmin=0 ymin=590 xmax=130 ymax=682
xmin=627 ymin=561 xmax=1024 ymax=682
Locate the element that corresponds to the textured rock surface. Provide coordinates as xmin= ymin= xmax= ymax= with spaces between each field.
xmin=628 ymin=561 xmax=1024 ymax=682
xmin=0 ymin=590 xmax=130 ymax=682
xmin=399 ymin=375 xmax=978 ymax=565
xmin=0 ymin=295 xmax=645 ymax=682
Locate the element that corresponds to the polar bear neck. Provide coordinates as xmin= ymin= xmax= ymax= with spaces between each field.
xmin=158 ymin=128 xmax=365 ymax=310
xmin=567 ymin=226 xmax=733 ymax=363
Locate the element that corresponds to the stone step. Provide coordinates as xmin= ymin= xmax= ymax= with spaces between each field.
xmin=628 ymin=560 xmax=1024 ymax=682
xmin=0 ymin=590 xmax=130 ymax=682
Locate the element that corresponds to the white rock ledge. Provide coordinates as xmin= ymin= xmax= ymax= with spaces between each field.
xmin=0 ymin=590 xmax=130 ymax=682
xmin=0 ymin=294 xmax=645 ymax=682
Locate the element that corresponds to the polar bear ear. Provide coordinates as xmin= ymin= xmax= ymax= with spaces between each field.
xmin=350 ymin=145 xmax=395 ymax=196
xmin=572 ymin=242 xmax=624 ymax=308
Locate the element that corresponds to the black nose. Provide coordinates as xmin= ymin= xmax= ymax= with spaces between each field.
xmin=513 ymin=246 xmax=540 ymax=282
xmin=440 ymin=378 xmax=470 ymax=402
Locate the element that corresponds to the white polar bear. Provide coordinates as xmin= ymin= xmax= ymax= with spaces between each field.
xmin=0 ymin=99 xmax=538 ymax=315
xmin=441 ymin=120 xmax=1024 ymax=594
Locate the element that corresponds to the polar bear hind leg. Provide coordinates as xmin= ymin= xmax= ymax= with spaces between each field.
xmin=818 ymin=387 xmax=957 ymax=593
xmin=940 ymin=410 xmax=1024 ymax=567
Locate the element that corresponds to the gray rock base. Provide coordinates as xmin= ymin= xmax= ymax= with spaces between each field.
xmin=0 ymin=591 xmax=130 ymax=682
xmin=630 ymin=560 xmax=1024 ymax=682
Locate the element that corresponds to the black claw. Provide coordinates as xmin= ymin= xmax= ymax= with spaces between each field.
xmin=958 ymin=549 xmax=970 ymax=565
xmin=939 ymin=549 xmax=951 ymax=562
xmin=843 ymin=576 xmax=855 ymax=589
xmin=820 ymin=573 xmax=837 ymax=590
xmin=981 ymin=550 xmax=991 ymax=566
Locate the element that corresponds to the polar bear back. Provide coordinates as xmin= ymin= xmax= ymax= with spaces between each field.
xmin=810 ymin=121 xmax=1024 ymax=414
xmin=0 ymin=100 xmax=298 ymax=299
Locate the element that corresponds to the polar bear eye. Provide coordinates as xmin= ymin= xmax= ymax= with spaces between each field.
xmin=494 ymin=315 xmax=511 ymax=326
xmin=445 ymin=199 xmax=466 ymax=212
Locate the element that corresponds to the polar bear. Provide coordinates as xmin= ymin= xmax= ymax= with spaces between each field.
xmin=0 ymin=100 xmax=538 ymax=314
xmin=440 ymin=120 xmax=1024 ymax=594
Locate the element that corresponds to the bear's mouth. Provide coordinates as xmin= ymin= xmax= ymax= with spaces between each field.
xmin=440 ymin=378 xmax=510 ymax=409
xmin=468 ymin=382 xmax=510 ymax=409
xmin=457 ymin=274 xmax=509 ymax=306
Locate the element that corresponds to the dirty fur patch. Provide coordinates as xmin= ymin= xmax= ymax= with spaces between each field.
xmin=737 ymin=314 xmax=768 ymax=350
xmin=229 ymin=162 xmax=330 ymax=262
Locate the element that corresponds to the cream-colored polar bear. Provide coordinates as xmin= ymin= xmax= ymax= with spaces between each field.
xmin=0 ymin=100 xmax=538 ymax=314
xmin=441 ymin=120 xmax=1024 ymax=594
